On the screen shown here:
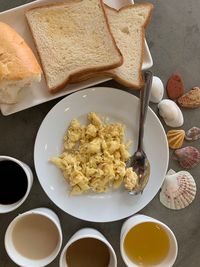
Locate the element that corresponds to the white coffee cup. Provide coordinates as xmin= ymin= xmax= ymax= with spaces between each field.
xmin=5 ymin=207 xmax=63 ymax=267
xmin=0 ymin=155 xmax=33 ymax=213
xmin=60 ymin=228 xmax=117 ymax=267
xmin=120 ymin=214 xmax=178 ymax=267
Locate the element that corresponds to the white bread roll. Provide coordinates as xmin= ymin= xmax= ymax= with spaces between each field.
xmin=0 ymin=22 xmax=42 ymax=104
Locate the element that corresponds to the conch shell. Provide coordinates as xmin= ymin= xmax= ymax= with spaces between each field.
xmin=185 ymin=127 xmax=200 ymax=141
xmin=174 ymin=146 xmax=200 ymax=169
xmin=167 ymin=130 xmax=185 ymax=149
xmin=178 ymin=87 xmax=200 ymax=108
xmin=158 ymin=99 xmax=184 ymax=127
xmin=160 ymin=169 xmax=196 ymax=210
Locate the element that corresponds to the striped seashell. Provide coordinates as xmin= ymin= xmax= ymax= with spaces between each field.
xmin=185 ymin=127 xmax=200 ymax=141
xmin=178 ymin=87 xmax=200 ymax=108
xmin=160 ymin=170 xmax=196 ymax=210
xmin=167 ymin=129 xmax=185 ymax=149
xmin=174 ymin=146 xmax=200 ymax=169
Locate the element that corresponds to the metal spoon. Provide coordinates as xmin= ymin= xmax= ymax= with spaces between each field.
xmin=126 ymin=70 xmax=153 ymax=195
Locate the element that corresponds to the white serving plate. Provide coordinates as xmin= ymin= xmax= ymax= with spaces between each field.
xmin=0 ymin=0 xmax=153 ymax=116
xmin=34 ymin=87 xmax=168 ymax=223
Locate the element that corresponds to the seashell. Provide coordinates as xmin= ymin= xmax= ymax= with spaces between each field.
xmin=167 ymin=169 xmax=176 ymax=175
xmin=178 ymin=87 xmax=200 ymax=108
xmin=174 ymin=146 xmax=200 ymax=169
xmin=158 ymin=99 xmax=184 ymax=127
xmin=150 ymin=76 xmax=164 ymax=103
xmin=166 ymin=73 xmax=184 ymax=100
xmin=160 ymin=170 xmax=196 ymax=210
xmin=185 ymin=127 xmax=200 ymax=141
xmin=167 ymin=129 xmax=185 ymax=149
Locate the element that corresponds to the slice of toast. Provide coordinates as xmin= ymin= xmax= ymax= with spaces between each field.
xmin=26 ymin=0 xmax=123 ymax=93
xmin=71 ymin=3 xmax=153 ymax=89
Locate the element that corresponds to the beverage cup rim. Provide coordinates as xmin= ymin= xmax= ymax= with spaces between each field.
xmin=59 ymin=227 xmax=117 ymax=267
xmin=120 ymin=214 xmax=178 ymax=267
xmin=5 ymin=208 xmax=62 ymax=267
xmin=0 ymin=155 xmax=33 ymax=213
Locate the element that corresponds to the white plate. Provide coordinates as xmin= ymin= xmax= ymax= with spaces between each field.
xmin=34 ymin=87 xmax=168 ymax=222
xmin=0 ymin=0 xmax=153 ymax=116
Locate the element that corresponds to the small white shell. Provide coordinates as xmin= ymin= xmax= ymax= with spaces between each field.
xmin=150 ymin=76 xmax=164 ymax=103
xmin=160 ymin=170 xmax=196 ymax=210
xmin=167 ymin=169 xmax=176 ymax=175
xmin=158 ymin=99 xmax=184 ymax=127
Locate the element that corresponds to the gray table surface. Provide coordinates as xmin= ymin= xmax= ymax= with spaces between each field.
xmin=0 ymin=0 xmax=200 ymax=266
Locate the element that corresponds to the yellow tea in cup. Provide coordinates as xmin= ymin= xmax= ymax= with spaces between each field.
xmin=123 ymin=222 xmax=170 ymax=266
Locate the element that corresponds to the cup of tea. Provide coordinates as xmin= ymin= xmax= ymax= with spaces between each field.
xmin=0 ymin=155 xmax=33 ymax=213
xmin=5 ymin=207 xmax=63 ymax=267
xmin=120 ymin=214 xmax=178 ymax=267
xmin=60 ymin=228 xmax=117 ymax=267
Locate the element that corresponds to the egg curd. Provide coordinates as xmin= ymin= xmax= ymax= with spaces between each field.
xmin=50 ymin=112 xmax=138 ymax=195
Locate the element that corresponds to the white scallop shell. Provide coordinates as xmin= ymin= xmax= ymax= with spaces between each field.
xmin=150 ymin=76 xmax=164 ymax=103
xmin=158 ymin=99 xmax=184 ymax=127
xmin=160 ymin=170 xmax=196 ymax=210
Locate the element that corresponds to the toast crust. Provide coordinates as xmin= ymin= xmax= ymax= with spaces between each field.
xmin=70 ymin=3 xmax=153 ymax=89
xmin=26 ymin=0 xmax=123 ymax=93
xmin=104 ymin=3 xmax=153 ymax=89
xmin=111 ymin=3 xmax=154 ymax=90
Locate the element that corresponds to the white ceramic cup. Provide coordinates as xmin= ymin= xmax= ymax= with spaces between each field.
xmin=5 ymin=207 xmax=63 ymax=267
xmin=0 ymin=155 xmax=33 ymax=213
xmin=60 ymin=228 xmax=117 ymax=267
xmin=120 ymin=214 xmax=178 ymax=267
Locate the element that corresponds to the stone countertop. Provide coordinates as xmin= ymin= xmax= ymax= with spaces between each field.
xmin=0 ymin=0 xmax=199 ymax=266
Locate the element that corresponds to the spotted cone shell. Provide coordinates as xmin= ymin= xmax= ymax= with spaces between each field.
xmin=185 ymin=127 xmax=200 ymax=141
xmin=167 ymin=129 xmax=185 ymax=149
xmin=174 ymin=146 xmax=200 ymax=169
xmin=160 ymin=170 xmax=196 ymax=210
xmin=178 ymin=87 xmax=200 ymax=108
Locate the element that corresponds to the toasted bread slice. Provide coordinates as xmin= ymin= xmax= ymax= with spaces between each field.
xmin=26 ymin=0 xmax=123 ymax=93
xmin=71 ymin=3 xmax=153 ymax=89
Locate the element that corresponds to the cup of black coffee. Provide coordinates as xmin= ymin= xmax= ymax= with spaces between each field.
xmin=0 ymin=155 xmax=33 ymax=213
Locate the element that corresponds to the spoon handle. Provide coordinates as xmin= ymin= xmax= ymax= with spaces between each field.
xmin=138 ymin=71 xmax=153 ymax=151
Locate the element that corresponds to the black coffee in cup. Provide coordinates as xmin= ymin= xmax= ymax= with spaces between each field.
xmin=0 ymin=160 xmax=28 ymax=204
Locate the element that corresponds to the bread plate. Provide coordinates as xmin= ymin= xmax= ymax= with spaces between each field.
xmin=0 ymin=0 xmax=153 ymax=116
xmin=34 ymin=87 xmax=168 ymax=223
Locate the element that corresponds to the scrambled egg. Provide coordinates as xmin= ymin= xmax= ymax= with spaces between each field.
xmin=50 ymin=112 xmax=138 ymax=195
